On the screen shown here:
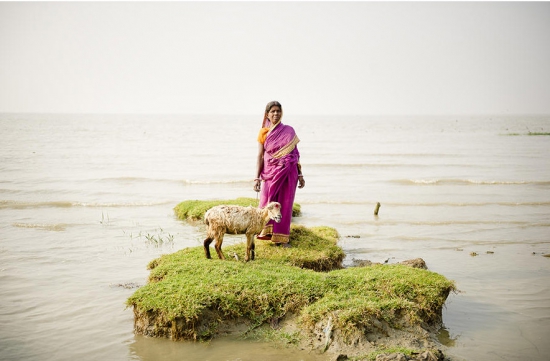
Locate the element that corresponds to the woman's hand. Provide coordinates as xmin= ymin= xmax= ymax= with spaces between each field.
xmin=298 ymin=175 xmax=305 ymax=189
xmin=253 ymin=179 xmax=261 ymax=192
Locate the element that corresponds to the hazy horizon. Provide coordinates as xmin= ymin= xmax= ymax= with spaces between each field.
xmin=1 ymin=111 xmax=549 ymax=118
xmin=1 ymin=2 xmax=549 ymax=116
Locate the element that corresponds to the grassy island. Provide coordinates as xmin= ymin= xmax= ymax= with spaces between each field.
xmin=127 ymin=199 xmax=455 ymax=359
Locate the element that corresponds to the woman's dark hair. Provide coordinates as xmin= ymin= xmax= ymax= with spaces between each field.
xmin=265 ymin=101 xmax=282 ymax=114
xmin=262 ymin=101 xmax=283 ymax=127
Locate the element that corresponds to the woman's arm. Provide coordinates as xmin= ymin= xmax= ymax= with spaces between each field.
xmin=253 ymin=142 xmax=264 ymax=192
xmin=297 ymin=162 xmax=305 ymax=189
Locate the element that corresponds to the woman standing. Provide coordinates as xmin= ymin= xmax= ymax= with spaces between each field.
xmin=253 ymin=101 xmax=305 ymax=245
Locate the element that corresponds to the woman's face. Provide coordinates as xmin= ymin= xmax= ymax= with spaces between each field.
xmin=266 ymin=106 xmax=282 ymax=125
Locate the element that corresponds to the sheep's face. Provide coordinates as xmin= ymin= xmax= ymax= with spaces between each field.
xmin=266 ymin=202 xmax=282 ymax=223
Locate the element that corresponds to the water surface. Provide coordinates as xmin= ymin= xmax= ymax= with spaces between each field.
xmin=1 ymin=114 xmax=549 ymax=361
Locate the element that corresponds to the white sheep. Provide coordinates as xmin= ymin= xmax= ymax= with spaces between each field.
xmin=203 ymin=202 xmax=282 ymax=261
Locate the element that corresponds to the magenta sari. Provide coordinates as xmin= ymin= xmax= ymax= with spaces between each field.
xmin=259 ymin=122 xmax=300 ymax=244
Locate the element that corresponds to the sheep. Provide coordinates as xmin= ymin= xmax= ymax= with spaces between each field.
xmin=203 ymin=201 xmax=282 ymax=261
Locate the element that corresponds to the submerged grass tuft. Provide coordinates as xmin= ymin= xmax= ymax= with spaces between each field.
xmin=504 ymin=131 xmax=550 ymax=136
xmin=241 ymin=326 xmax=302 ymax=346
xmin=350 ymin=347 xmax=419 ymax=361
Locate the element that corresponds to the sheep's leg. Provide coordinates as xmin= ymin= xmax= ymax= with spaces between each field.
xmin=214 ymin=235 xmax=226 ymax=260
xmin=245 ymin=234 xmax=255 ymax=262
xmin=203 ymin=237 xmax=213 ymax=259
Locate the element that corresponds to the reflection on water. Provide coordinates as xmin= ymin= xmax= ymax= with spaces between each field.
xmin=129 ymin=335 xmax=330 ymax=361
xmin=437 ymin=326 xmax=458 ymax=347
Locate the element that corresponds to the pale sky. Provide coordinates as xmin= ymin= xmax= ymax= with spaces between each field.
xmin=1 ymin=1 xmax=549 ymax=116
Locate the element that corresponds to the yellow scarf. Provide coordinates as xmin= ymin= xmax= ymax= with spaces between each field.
xmin=257 ymin=127 xmax=269 ymax=144
xmin=257 ymin=121 xmax=280 ymax=144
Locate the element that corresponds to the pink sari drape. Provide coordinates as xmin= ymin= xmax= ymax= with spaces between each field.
xmin=259 ymin=122 xmax=300 ymax=244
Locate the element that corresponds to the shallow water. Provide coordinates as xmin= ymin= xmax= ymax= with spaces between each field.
xmin=0 ymin=113 xmax=549 ymax=361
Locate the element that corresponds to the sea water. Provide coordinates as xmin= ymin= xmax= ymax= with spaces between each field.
xmin=1 ymin=113 xmax=549 ymax=361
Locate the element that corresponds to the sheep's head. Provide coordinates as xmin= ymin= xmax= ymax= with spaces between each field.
xmin=266 ymin=202 xmax=282 ymax=223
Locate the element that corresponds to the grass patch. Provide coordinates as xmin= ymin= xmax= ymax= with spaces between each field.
xmin=174 ymin=197 xmax=301 ymax=222
xmin=504 ymin=132 xmax=550 ymax=136
xmin=253 ymin=225 xmax=344 ymax=271
xmin=127 ymin=225 xmax=454 ymax=342
xmin=299 ymin=264 xmax=452 ymax=341
xmin=129 ymin=198 xmax=454 ymax=348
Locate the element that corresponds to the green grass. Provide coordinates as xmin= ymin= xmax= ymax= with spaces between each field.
xmin=127 ymin=226 xmax=454 ymax=342
xmin=527 ymin=132 xmax=550 ymax=136
xmin=128 ymin=198 xmax=455 ymax=346
xmin=174 ymin=197 xmax=301 ymax=222
xmin=299 ymin=264 xmax=453 ymax=340
xmin=504 ymin=132 xmax=550 ymax=136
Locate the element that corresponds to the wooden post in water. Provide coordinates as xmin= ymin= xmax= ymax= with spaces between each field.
xmin=374 ymin=202 xmax=381 ymax=215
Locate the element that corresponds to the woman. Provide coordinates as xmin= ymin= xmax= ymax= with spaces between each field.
xmin=253 ymin=101 xmax=305 ymax=245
